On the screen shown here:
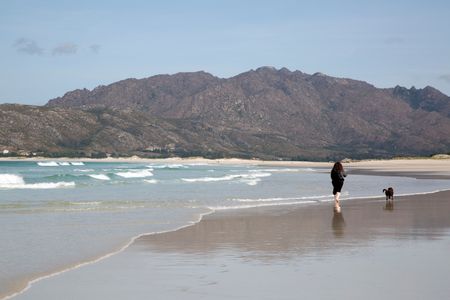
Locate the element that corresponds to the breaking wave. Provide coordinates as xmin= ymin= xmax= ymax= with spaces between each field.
xmin=115 ymin=169 xmax=154 ymax=178
xmin=37 ymin=161 xmax=59 ymax=167
xmin=0 ymin=174 xmax=75 ymax=190
xmin=181 ymin=172 xmax=271 ymax=184
xmin=88 ymin=174 xmax=111 ymax=181
xmin=144 ymin=179 xmax=159 ymax=184
xmin=147 ymin=164 xmax=187 ymax=169
xmin=74 ymin=169 xmax=95 ymax=172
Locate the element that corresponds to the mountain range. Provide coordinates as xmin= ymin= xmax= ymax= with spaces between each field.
xmin=1 ymin=67 xmax=450 ymax=160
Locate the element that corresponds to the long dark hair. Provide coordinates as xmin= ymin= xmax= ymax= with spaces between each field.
xmin=332 ymin=161 xmax=344 ymax=172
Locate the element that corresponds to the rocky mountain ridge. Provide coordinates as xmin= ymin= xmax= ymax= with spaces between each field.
xmin=2 ymin=67 xmax=450 ymax=160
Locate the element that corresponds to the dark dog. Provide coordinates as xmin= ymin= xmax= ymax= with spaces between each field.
xmin=383 ymin=187 xmax=394 ymax=201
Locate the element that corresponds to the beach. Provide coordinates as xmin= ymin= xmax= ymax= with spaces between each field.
xmin=2 ymin=155 xmax=450 ymax=170
xmin=2 ymin=159 xmax=449 ymax=300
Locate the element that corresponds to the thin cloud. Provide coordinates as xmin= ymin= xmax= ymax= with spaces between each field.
xmin=438 ymin=74 xmax=450 ymax=83
xmin=13 ymin=38 xmax=44 ymax=55
xmin=52 ymin=43 xmax=78 ymax=55
xmin=90 ymin=44 xmax=101 ymax=54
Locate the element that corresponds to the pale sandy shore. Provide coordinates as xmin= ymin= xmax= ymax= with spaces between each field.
xmin=2 ymin=156 xmax=450 ymax=174
xmin=12 ymin=189 xmax=450 ymax=299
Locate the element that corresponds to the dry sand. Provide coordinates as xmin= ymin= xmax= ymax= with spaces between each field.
xmin=2 ymin=155 xmax=450 ymax=170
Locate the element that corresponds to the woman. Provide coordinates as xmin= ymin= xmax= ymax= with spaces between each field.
xmin=331 ymin=161 xmax=346 ymax=212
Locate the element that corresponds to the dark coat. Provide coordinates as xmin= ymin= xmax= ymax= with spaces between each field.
xmin=331 ymin=170 xmax=346 ymax=182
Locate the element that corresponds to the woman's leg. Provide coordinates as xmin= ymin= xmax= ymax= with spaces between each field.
xmin=335 ymin=192 xmax=341 ymax=207
xmin=333 ymin=182 xmax=343 ymax=211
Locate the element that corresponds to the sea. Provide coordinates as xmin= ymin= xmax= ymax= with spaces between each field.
xmin=1 ymin=160 xmax=450 ymax=298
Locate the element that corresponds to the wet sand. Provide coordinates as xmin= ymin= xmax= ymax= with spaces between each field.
xmin=13 ymin=190 xmax=450 ymax=300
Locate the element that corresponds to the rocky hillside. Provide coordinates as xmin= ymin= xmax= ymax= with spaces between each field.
xmin=2 ymin=67 xmax=450 ymax=160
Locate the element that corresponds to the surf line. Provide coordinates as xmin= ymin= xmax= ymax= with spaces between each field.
xmin=4 ymin=187 xmax=450 ymax=299
xmin=1 ymin=209 xmax=214 ymax=300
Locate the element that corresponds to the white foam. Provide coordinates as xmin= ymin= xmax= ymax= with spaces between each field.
xmin=71 ymin=201 xmax=102 ymax=206
xmin=70 ymin=162 xmax=85 ymax=166
xmin=241 ymin=179 xmax=261 ymax=186
xmin=144 ymin=179 xmax=159 ymax=184
xmin=182 ymin=175 xmax=236 ymax=182
xmin=58 ymin=162 xmax=71 ymax=166
xmin=147 ymin=164 xmax=187 ymax=169
xmin=0 ymin=174 xmax=75 ymax=189
xmin=232 ymin=195 xmax=330 ymax=203
xmin=37 ymin=161 xmax=59 ymax=167
xmin=115 ymin=169 xmax=154 ymax=178
xmin=88 ymin=174 xmax=111 ymax=181
xmin=250 ymin=168 xmax=316 ymax=173
xmin=210 ymin=200 xmax=318 ymax=211
xmin=74 ymin=169 xmax=95 ymax=172
xmin=182 ymin=172 xmax=271 ymax=183
xmin=26 ymin=182 xmax=75 ymax=189
xmin=0 ymin=174 xmax=25 ymax=185
xmin=1 ymin=209 xmax=214 ymax=300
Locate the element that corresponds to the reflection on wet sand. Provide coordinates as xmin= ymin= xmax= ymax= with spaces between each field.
xmin=12 ymin=191 xmax=450 ymax=300
xmin=332 ymin=212 xmax=345 ymax=237
xmin=384 ymin=201 xmax=394 ymax=211
xmin=135 ymin=191 xmax=450 ymax=259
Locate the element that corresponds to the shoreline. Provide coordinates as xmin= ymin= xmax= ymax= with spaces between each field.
xmin=4 ymin=186 xmax=450 ymax=300
xmin=3 ymin=156 xmax=450 ymax=182
xmin=1 ymin=155 xmax=449 ymax=165
xmin=0 ymin=209 xmax=214 ymax=300
xmin=2 ymin=157 xmax=450 ymax=179
xmin=3 ymin=164 xmax=450 ymax=299
xmin=11 ymin=189 xmax=450 ymax=300
xmin=0 ymin=156 xmax=331 ymax=167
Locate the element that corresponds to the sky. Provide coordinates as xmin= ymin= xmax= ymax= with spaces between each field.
xmin=1 ymin=0 xmax=450 ymax=105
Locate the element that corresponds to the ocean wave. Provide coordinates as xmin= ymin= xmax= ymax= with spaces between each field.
xmin=58 ymin=162 xmax=71 ymax=166
xmin=181 ymin=172 xmax=271 ymax=183
xmin=241 ymin=179 xmax=260 ymax=186
xmin=41 ymin=174 xmax=84 ymax=182
xmin=74 ymin=169 xmax=95 ymax=172
xmin=88 ymin=174 xmax=111 ymax=181
xmin=36 ymin=200 xmax=148 ymax=212
xmin=147 ymin=164 xmax=187 ymax=169
xmin=51 ymin=201 xmax=103 ymax=212
xmin=70 ymin=201 xmax=102 ymax=206
xmin=0 ymin=174 xmax=75 ymax=189
xmin=70 ymin=162 xmax=85 ymax=166
xmin=209 ymin=200 xmax=318 ymax=211
xmin=115 ymin=169 xmax=154 ymax=178
xmin=249 ymin=168 xmax=316 ymax=173
xmin=0 ymin=174 xmax=25 ymax=185
xmin=17 ymin=181 xmax=75 ymax=190
xmin=232 ymin=195 xmax=330 ymax=203
xmin=37 ymin=161 xmax=59 ymax=167
xmin=144 ymin=179 xmax=159 ymax=184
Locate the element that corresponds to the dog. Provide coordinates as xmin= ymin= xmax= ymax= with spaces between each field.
xmin=383 ymin=187 xmax=394 ymax=201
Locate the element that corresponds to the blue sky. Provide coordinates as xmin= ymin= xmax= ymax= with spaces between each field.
xmin=1 ymin=0 xmax=450 ymax=104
